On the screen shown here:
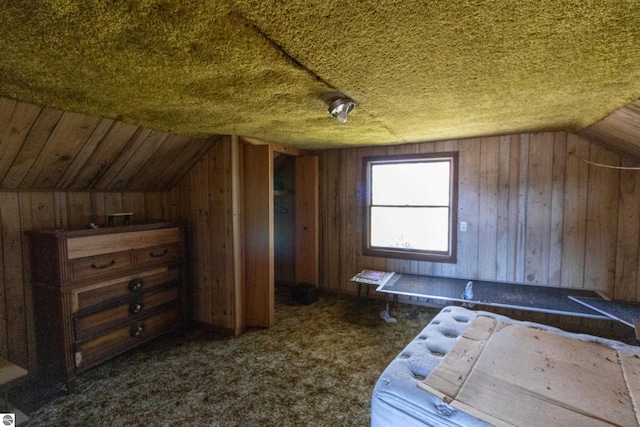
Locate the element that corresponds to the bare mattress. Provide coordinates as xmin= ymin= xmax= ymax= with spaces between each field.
xmin=371 ymin=306 xmax=640 ymax=427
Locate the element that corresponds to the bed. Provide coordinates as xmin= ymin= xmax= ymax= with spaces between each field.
xmin=371 ymin=306 xmax=640 ymax=427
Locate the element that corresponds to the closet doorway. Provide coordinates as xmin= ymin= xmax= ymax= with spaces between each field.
xmin=243 ymin=142 xmax=318 ymax=328
xmin=274 ymin=153 xmax=296 ymax=287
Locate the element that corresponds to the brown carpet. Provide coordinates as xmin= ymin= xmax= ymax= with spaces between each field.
xmin=26 ymin=288 xmax=439 ymax=426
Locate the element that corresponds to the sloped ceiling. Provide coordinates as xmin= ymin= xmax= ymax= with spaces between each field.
xmin=0 ymin=97 xmax=217 ymax=191
xmin=1 ymin=1 xmax=640 ymax=149
xmin=580 ymin=99 xmax=640 ymax=159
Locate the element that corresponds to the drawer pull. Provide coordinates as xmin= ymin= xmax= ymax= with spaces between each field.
xmin=90 ymin=259 xmax=116 ymax=270
xmin=149 ymin=249 xmax=169 ymax=258
xmin=129 ymin=302 xmax=143 ymax=314
xmin=128 ymin=279 xmax=143 ymax=292
xmin=130 ymin=323 xmax=145 ymax=337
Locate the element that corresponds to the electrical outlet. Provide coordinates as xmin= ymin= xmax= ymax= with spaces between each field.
xmin=460 ymin=221 xmax=468 ymax=232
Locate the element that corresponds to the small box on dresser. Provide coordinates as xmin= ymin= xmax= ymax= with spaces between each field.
xmin=27 ymin=222 xmax=187 ymax=393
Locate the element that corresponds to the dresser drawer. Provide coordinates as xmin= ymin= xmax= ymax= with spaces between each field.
xmin=66 ymin=227 xmax=181 ymax=260
xmin=70 ymin=251 xmax=132 ymax=282
xmin=134 ymin=243 xmax=181 ymax=267
xmin=74 ymin=268 xmax=180 ymax=311
xmin=75 ymin=307 xmax=182 ymax=369
xmin=74 ymin=287 xmax=180 ymax=339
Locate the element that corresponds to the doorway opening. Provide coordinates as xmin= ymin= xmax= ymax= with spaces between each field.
xmin=274 ymin=153 xmax=296 ymax=290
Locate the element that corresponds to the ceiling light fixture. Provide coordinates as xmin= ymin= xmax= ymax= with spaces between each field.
xmin=329 ymin=97 xmax=355 ymax=123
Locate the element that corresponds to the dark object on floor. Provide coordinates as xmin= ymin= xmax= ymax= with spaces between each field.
xmin=292 ymin=283 xmax=318 ymax=305
xmin=9 ymin=377 xmax=66 ymax=414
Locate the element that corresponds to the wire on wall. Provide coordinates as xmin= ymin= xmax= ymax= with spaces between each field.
xmin=569 ymin=151 xmax=640 ymax=171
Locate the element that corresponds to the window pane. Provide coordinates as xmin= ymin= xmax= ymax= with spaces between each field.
xmin=370 ymin=207 xmax=449 ymax=251
xmin=371 ymin=161 xmax=450 ymax=206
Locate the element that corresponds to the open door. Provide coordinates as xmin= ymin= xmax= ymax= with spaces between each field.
xmin=242 ymin=141 xmax=318 ymax=329
xmin=243 ymin=144 xmax=275 ymax=327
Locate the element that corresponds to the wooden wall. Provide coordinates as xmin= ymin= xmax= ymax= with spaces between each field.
xmin=171 ymin=136 xmax=243 ymax=336
xmin=0 ymin=96 xmax=227 ymax=371
xmin=0 ymin=190 xmax=174 ymax=371
xmin=581 ymin=99 xmax=640 ymax=160
xmin=318 ymin=132 xmax=640 ymax=303
xmin=5 ymin=128 xmax=640 ymax=371
xmin=0 ymin=96 xmax=216 ymax=192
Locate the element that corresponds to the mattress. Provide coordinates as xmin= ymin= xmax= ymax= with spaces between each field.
xmin=371 ymin=306 xmax=640 ymax=427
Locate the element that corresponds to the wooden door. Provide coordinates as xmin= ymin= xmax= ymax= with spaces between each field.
xmin=295 ymin=156 xmax=319 ymax=285
xmin=243 ymin=144 xmax=275 ymax=327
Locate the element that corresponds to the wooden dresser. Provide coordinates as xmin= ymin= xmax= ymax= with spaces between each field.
xmin=27 ymin=222 xmax=187 ymax=392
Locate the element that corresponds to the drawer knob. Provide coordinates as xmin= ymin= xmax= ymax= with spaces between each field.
xmin=149 ymin=248 xmax=169 ymax=258
xmin=128 ymin=279 xmax=143 ymax=292
xmin=129 ymin=302 xmax=143 ymax=314
xmin=91 ymin=259 xmax=116 ymax=270
xmin=130 ymin=323 xmax=145 ymax=337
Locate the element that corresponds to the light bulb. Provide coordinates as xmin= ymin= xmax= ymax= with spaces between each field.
xmin=328 ymin=98 xmax=355 ymax=123
xmin=337 ymin=106 xmax=349 ymax=123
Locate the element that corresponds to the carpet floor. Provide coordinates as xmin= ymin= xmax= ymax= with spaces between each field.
xmin=25 ymin=287 xmax=440 ymax=426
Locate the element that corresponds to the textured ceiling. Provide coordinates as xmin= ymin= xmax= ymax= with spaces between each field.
xmin=1 ymin=1 xmax=640 ymax=149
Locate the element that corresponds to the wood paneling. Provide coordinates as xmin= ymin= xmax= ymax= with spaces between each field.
xmin=1 ymin=107 xmax=64 ymax=189
xmin=615 ymin=156 xmax=640 ymax=301
xmin=318 ymin=132 xmax=640 ymax=303
xmin=525 ymin=132 xmax=553 ymax=284
xmin=561 ymin=134 xmax=590 ymax=289
xmin=55 ymin=118 xmax=116 ymax=189
xmin=243 ymin=143 xmax=274 ymax=328
xmin=295 ymin=156 xmax=319 ymax=286
xmin=172 ymin=136 xmax=244 ymax=335
xmin=584 ymin=145 xmax=620 ymax=295
xmin=457 ymin=138 xmax=481 ymax=279
xmin=548 ymin=133 xmax=567 ymax=286
xmin=5 ymin=90 xmax=640 ymax=372
xmin=68 ymin=121 xmax=141 ymax=189
xmin=176 ymin=137 xmax=316 ymax=333
xmin=21 ymin=112 xmax=103 ymax=189
xmin=0 ymin=190 xmax=175 ymax=372
xmin=0 ymin=98 xmax=232 ymax=371
xmin=478 ymin=137 xmax=499 ymax=280
xmin=580 ymin=99 xmax=640 ymax=159
xmin=0 ymin=96 xmax=218 ymax=191
xmin=0 ymin=102 xmax=42 ymax=182
xmin=0 ymin=193 xmax=27 ymax=367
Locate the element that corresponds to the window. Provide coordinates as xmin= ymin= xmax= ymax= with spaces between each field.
xmin=363 ymin=152 xmax=458 ymax=263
